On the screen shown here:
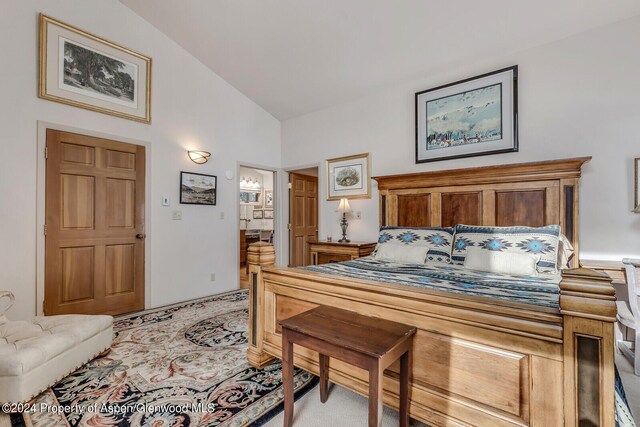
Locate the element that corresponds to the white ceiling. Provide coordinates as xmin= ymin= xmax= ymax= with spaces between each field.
xmin=121 ymin=0 xmax=640 ymax=120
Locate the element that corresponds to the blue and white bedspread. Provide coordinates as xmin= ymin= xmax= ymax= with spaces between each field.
xmin=299 ymin=256 xmax=561 ymax=309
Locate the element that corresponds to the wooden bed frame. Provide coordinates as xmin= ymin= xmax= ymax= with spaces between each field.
xmin=247 ymin=157 xmax=617 ymax=426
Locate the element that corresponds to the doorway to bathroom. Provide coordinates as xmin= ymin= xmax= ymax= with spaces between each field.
xmin=239 ymin=166 xmax=276 ymax=288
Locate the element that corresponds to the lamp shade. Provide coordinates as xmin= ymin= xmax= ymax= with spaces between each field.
xmin=336 ymin=198 xmax=352 ymax=213
xmin=188 ymin=150 xmax=211 ymax=164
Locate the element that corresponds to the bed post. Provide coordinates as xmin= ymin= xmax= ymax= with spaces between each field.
xmin=247 ymin=242 xmax=276 ymax=368
xmin=560 ymin=268 xmax=617 ymax=427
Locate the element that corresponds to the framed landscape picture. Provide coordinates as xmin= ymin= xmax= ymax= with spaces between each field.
xmin=415 ymin=66 xmax=518 ymax=163
xmin=180 ymin=172 xmax=217 ymax=205
xmin=326 ymin=153 xmax=371 ymax=200
xmin=264 ymin=210 xmax=274 ymax=219
xmin=253 ymin=210 xmax=264 ymax=219
xmin=39 ymin=14 xmax=152 ymax=123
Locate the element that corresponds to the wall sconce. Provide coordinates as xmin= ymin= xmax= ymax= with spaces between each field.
xmin=188 ymin=150 xmax=211 ymax=164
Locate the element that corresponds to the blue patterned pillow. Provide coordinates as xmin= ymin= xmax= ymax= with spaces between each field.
xmin=451 ymin=224 xmax=561 ymax=272
xmin=375 ymin=226 xmax=454 ymax=263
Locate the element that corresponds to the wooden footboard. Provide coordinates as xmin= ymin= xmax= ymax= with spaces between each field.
xmin=246 ymin=243 xmax=616 ymax=426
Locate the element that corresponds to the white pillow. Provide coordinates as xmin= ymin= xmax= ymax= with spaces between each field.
xmin=374 ymin=244 xmax=429 ymax=264
xmin=464 ymin=247 xmax=540 ymax=276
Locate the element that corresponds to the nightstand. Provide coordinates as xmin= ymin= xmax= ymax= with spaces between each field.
xmin=307 ymin=240 xmax=376 ymax=265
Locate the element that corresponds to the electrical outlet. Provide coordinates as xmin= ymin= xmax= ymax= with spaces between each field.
xmin=354 ymin=211 xmax=362 ymax=220
xmin=210 ymin=273 xmax=216 ymax=282
xmin=220 ymin=211 xmax=225 ymax=220
xmin=172 ymin=210 xmax=182 ymax=220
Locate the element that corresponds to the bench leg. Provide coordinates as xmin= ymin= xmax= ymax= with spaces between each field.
xmin=319 ymin=353 xmax=330 ymax=403
xmin=282 ymin=329 xmax=294 ymax=427
xmin=399 ymin=350 xmax=411 ymax=427
xmin=368 ymin=360 xmax=383 ymax=427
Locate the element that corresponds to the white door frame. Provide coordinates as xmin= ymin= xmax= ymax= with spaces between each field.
xmin=36 ymin=121 xmax=152 ymax=316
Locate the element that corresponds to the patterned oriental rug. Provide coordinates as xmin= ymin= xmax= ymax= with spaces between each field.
xmin=13 ymin=290 xmax=317 ymax=427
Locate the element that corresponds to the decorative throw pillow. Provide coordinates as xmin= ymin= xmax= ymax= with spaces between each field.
xmin=374 ymin=244 xmax=429 ymax=264
xmin=451 ymin=224 xmax=561 ymax=272
xmin=375 ymin=226 xmax=454 ymax=262
xmin=464 ymin=247 xmax=540 ymax=276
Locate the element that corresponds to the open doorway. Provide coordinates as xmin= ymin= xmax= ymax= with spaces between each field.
xmin=288 ymin=167 xmax=319 ymax=267
xmin=239 ymin=166 xmax=276 ymax=288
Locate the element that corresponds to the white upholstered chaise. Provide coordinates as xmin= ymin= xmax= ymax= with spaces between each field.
xmin=0 ymin=291 xmax=113 ymax=403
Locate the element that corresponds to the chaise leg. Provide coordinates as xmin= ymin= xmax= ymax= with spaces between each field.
xmin=615 ymin=322 xmax=625 ymax=354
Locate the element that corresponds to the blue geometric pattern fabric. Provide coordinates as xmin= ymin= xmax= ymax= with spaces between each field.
xmin=615 ymin=366 xmax=637 ymax=427
xmin=300 ymin=256 xmax=561 ymax=308
xmin=452 ymin=224 xmax=561 ymax=272
xmin=375 ymin=226 xmax=454 ymax=263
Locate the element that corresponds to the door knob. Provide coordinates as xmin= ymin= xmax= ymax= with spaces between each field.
xmin=136 ymin=234 xmax=146 ymax=239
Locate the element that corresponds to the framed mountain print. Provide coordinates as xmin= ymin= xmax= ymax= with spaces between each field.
xmin=415 ymin=66 xmax=518 ymax=163
xmin=180 ymin=172 xmax=217 ymax=205
xmin=39 ymin=14 xmax=152 ymax=123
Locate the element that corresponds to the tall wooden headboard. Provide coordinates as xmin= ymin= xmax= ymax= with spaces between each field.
xmin=373 ymin=157 xmax=591 ymax=267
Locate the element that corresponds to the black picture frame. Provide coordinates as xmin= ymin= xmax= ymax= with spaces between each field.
xmin=180 ymin=171 xmax=217 ymax=205
xmin=415 ymin=65 xmax=518 ymax=164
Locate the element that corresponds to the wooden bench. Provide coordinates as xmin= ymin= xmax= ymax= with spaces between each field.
xmin=279 ymin=305 xmax=416 ymax=427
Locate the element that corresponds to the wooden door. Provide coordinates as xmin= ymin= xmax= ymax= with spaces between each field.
xmin=45 ymin=130 xmax=145 ymax=316
xmin=289 ymin=173 xmax=318 ymax=267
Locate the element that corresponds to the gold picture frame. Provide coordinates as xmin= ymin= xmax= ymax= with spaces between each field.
xmin=326 ymin=153 xmax=371 ymax=201
xmin=635 ymin=157 xmax=640 ymax=213
xmin=39 ymin=14 xmax=152 ymax=123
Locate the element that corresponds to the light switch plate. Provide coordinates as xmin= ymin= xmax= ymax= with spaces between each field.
xmin=161 ymin=196 xmax=170 ymax=206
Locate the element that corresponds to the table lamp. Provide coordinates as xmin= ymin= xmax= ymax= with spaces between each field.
xmin=337 ymin=198 xmax=352 ymax=243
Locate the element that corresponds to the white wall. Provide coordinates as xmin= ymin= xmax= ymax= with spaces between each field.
xmin=282 ymin=15 xmax=640 ymax=262
xmin=0 ymin=1 xmax=281 ymax=319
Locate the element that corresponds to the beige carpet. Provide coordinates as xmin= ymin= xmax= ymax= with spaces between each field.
xmin=263 ymin=383 xmax=428 ymax=427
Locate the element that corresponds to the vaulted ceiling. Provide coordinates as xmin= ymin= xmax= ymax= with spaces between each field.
xmin=121 ymin=0 xmax=640 ymax=120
